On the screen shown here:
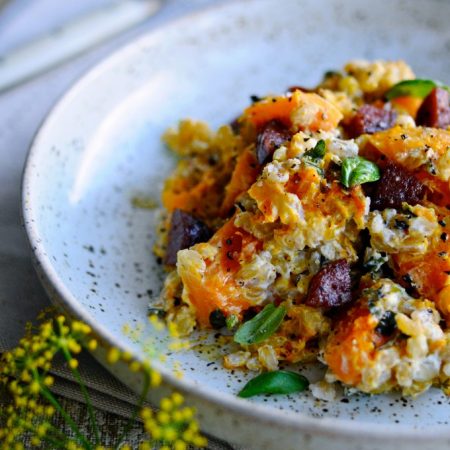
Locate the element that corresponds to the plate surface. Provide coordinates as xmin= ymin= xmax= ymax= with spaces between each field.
xmin=23 ymin=1 xmax=450 ymax=449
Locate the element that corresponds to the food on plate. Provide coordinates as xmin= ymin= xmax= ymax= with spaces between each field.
xmin=154 ymin=59 xmax=450 ymax=397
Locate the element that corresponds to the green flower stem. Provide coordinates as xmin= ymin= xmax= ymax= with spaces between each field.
xmin=61 ymin=346 xmax=101 ymax=445
xmin=40 ymin=387 xmax=93 ymax=450
xmin=114 ymin=370 xmax=151 ymax=450
xmin=32 ymin=369 xmax=93 ymax=450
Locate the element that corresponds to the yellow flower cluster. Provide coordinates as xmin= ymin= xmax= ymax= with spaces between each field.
xmin=0 ymin=315 xmax=96 ymax=449
xmin=0 ymin=313 xmax=207 ymax=450
xmin=140 ymin=393 xmax=207 ymax=450
xmin=106 ymin=346 xmax=162 ymax=388
xmin=105 ymin=346 xmax=206 ymax=449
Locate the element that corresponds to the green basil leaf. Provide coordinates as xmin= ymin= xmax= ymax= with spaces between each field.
xmin=385 ymin=79 xmax=450 ymax=100
xmin=341 ymin=156 xmax=380 ymax=188
xmin=303 ymin=140 xmax=326 ymax=176
xmin=238 ymin=370 xmax=309 ymax=398
xmin=234 ymin=303 xmax=286 ymax=345
xmin=304 ymin=139 xmax=326 ymax=160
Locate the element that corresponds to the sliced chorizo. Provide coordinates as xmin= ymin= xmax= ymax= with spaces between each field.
xmin=346 ymin=104 xmax=397 ymax=138
xmin=287 ymin=85 xmax=313 ymax=93
xmin=370 ymin=161 xmax=425 ymax=211
xmin=165 ymin=209 xmax=212 ymax=265
xmin=304 ymin=259 xmax=352 ymax=308
xmin=255 ymin=120 xmax=291 ymax=165
xmin=416 ymin=87 xmax=450 ymax=129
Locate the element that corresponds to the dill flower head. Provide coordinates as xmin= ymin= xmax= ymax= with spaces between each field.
xmin=0 ymin=315 xmax=98 ymax=449
xmin=140 ymin=393 xmax=207 ymax=449
xmin=0 ymin=313 xmax=207 ymax=450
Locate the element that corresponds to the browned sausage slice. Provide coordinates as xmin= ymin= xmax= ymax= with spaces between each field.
xmin=370 ymin=161 xmax=425 ymax=211
xmin=256 ymin=120 xmax=291 ymax=165
xmin=304 ymin=259 xmax=352 ymax=308
xmin=346 ymin=104 xmax=397 ymax=138
xmin=165 ymin=209 xmax=212 ymax=265
xmin=286 ymin=85 xmax=314 ymax=93
xmin=416 ymin=87 xmax=450 ymax=129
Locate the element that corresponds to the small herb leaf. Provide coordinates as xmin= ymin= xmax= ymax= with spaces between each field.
xmin=304 ymin=139 xmax=326 ymax=160
xmin=386 ymin=79 xmax=450 ymax=100
xmin=341 ymin=156 xmax=380 ymax=188
xmin=238 ymin=370 xmax=309 ymax=398
xmin=234 ymin=303 xmax=286 ymax=345
xmin=303 ymin=140 xmax=326 ymax=176
xmin=226 ymin=314 xmax=239 ymax=330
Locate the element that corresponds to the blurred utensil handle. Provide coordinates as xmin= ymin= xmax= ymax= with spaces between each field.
xmin=0 ymin=0 xmax=162 ymax=94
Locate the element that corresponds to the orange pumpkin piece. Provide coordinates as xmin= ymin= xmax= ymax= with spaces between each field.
xmin=285 ymin=166 xmax=322 ymax=205
xmin=162 ymin=170 xmax=216 ymax=213
xmin=393 ymin=236 xmax=450 ymax=319
xmin=177 ymin=219 xmax=261 ymax=327
xmin=436 ymin=286 xmax=450 ymax=324
xmin=390 ymin=96 xmax=423 ymax=118
xmin=242 ymin=91 xmax=343 ymax=132
xmin=289 ymin=90 xmax=343 ymax=132
xmin=286 ymin=166 xmax=367 ymax=224
xmin=368 ymin=126 xmax=450 ymax=167
xmin=243 ymin=96 xmax=295 ymax=129
xmin=248 ymin=178 xmax=291 ymax=224
xmin=220 ymin=148 xmax=260 ymax=217
xmin=394 ymin=251 xmax=450 ymax=299
xmin=324 ymin=305 xmax=380 ymax=386
xmin=414 ymin=172 xmax=450 ymax=208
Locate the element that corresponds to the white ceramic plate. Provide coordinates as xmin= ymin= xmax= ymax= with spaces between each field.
xmin=23 ymin=1 xmax=450 ymax=449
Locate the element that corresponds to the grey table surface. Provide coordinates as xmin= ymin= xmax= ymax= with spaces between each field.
xmin=0 ymin=1 xmax=237 ymax=448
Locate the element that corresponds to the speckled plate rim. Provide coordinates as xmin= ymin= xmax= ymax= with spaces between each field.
xmin=21 ymin=0 xmax=450 ymax=444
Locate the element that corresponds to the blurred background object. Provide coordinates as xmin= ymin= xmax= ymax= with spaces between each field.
xmin=0 ymin=0 xmax=11 ymax=13
xmin=0 ymin=0 xmax=162 ymax=93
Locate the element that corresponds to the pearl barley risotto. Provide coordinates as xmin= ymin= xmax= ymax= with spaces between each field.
xmin=154 ymin=60 xmax=450 ymax=398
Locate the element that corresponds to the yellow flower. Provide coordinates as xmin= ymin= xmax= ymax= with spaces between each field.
xmin=43 ymin=375 xmax=54 ymax=387
xmin=174 ymin=440 xmax=187 ymax=450
xmin=88 ymin=339 xmax=98 ymax=351
xmin=171 ymin=392 xmax=184 ymax=406
xmin=193 ymin=436 xmax=208 ymax=447
xmin=29 ymin=380 xmax=40 ymax=394
xmin=160 ymin=398 xmax=173 ymax=411
xmin=129 ymin=361 xmax=141 ymax=372
xmin=121 ymin=351 xmax=132 ymax=362
xmin=67 ymin=338 xmax=82 ymax=354
xmin=0 ymin=312 xmax=207 ymax=450
xmin=68 ymin=358 xmax=79 ymax=369
xmin=157 ymin=411 xmax=171 ymax=425
xmin=141 ymin=407 xmax=153 ymax=420
xmin=107 ymin=347 xmax=120 ymax=364
xmin=150 ymin=370 xmax=162 ymax=387
xmin=30 ymin=436 xmax=41 ymax=446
